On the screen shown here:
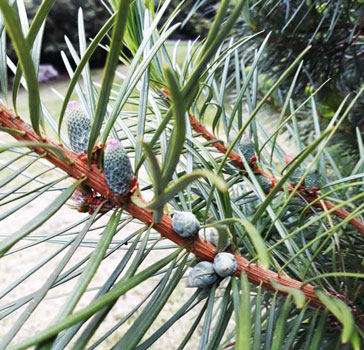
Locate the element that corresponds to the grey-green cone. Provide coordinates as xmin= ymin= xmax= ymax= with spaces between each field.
xmin=65 ymin=101 xmax=91 ymax=153
xmin=172 ymin=211 xmax=200 ymax=237
xmin=289 ymin=168 xmax=303 ymax=185
xmin=213 ymin=252 xmax=237 ymax=277
xmin=186 ymin=261 xmax=217 ymax=288
xmin=238 ymin=133 xmax=256 ymax=163
xmin=305 ymin=170 xmax=321 ymax=193
xmin=104 ymin=140 xmax=134 ymax=195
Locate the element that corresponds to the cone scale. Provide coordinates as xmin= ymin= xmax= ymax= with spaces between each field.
xmin=104 ymin=140 xmax=134 ymax=196
xmin=65 ymin=101 xmax=91 ymax=154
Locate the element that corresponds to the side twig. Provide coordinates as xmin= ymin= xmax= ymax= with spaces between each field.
xmin=189 ymin=114 xmax=364 ymax=235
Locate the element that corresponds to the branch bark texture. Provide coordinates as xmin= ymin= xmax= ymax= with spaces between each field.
xmin=0 ymin=105 xmax=330 ymax=308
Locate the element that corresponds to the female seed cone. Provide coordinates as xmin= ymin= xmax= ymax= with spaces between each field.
xmin=186 ymin=261 xmax=217 ymax=288
xmin=305 ymin=170 xmax=321 ymax=193
xmin=172 ymin=211 xmax=200 ymax=237
xmin=238 ymin=133 xmax=256 ymax=164
xmin=213 ymin=252 xmax=237 ymax=277
xmin=65 ymin=101 xmax=91 ymax=153
xmin=104 ymin=140 xmax=134 ymax=196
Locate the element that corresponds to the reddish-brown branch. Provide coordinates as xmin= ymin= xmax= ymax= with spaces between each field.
xmin=189 ymin=114 xmax=364 ymax=235
xmin=304 ymin=195 xmax=364 ymax=233
xmin=0 ymin=105 xmax=324 ymax=307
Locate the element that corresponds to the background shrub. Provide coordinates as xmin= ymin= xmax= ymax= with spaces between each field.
xmin=232 ymin=0 xmax=364 ymax=131
xmin=9 ymin=0 xmax=110 ymax=70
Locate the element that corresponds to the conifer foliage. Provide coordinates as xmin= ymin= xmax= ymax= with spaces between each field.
xmin=236 ymin=0 xmax=364 ymax=127
xmin=0 ymin=0 xmax=364 ymax=349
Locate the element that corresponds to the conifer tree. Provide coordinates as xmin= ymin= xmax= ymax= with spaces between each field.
xmin=0 ymin=1 xmax=364 ymax=349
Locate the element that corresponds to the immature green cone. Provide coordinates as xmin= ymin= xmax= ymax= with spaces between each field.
xmin=213 ymin=252 xmax=237 ymax=277
xmin=104 ymin=140 xmax=134 ymax=195
xmin=186 ymin=261 xmax=218 ymax=288
xmin=238 ymin=133 xmax=257 ymax=164
xmin=172 ymin=211 xmax=200 ymax=237
xmin=305 ymin=170 xmax=321 ymax=193
xmin=289 ymin=168 xmax=303 ymax=185
xmin=65 ymin=101 xmax=91 ymax=153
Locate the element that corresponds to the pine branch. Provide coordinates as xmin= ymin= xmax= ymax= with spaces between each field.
xmin=0 ymin=104 xmax=327 ymax=308
xmin=189 ymin=113 xmax=364 ymax=235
